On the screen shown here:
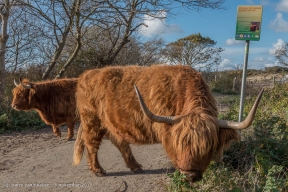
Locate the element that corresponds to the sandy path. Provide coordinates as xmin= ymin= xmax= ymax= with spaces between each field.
xmin=0 ymin=126 xmax=174 ymax=192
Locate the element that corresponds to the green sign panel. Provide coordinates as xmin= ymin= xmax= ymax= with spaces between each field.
xmin=235 ymin=5 xmax=263 ymax=41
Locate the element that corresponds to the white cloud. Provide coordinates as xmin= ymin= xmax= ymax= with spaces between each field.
xmin=249 ymin=56 xmax=280 ymax=70
xmin=253 ymin=57 xmax=265 ymax=62
xmin=264 ymin=63 xmax=278 ymax=68
xmin=218 ymin=59 xmax=237 ymax=71
xmin=246 ymin=0 xmax=270 ymax=5
xmin=139 ymin=11 xmax=183 ymax=37
xmin=269 ymin=12 xmax=288 ymax=32
xmin=225 ymin=38 xmax=245 ymax=46
xmin=276 ymin=0 xmax=288 ymax=12
xmin=219 ymin=47 xmax=280 ymax=71
xmin=269 ymin=39 xmax=286 ymax=55
xmin=260 ymin=0 xmax=270 ymax=6
xmin=218 ymin=56 xmax=279 ymax=71
xmin=222 ymin=46 xmax=268 ymax=58
xmin=221 ymin=47 xmax=244 ymax=56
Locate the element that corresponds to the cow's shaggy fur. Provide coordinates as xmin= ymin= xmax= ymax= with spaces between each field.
xmin=74 ymin=64 xmax=240 ymax=182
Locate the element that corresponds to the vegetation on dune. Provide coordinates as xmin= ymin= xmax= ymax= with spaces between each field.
xmin=167 ymin=83 xmax=288 ymax=192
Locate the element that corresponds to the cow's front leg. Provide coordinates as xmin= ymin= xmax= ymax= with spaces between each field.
xmin=108 ymin=133 xmax=143 ymax=173
xmin=52 ymin=125 xmax=61 ymax=138
xmin=82 ymin=122 xmax=106 ymax=176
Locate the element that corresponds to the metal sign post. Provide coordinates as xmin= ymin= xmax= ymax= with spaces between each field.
xmin=235 ymin=5 xmax=263 ymax=128
xmin=239 ymin=40 xmax=250 ymax=122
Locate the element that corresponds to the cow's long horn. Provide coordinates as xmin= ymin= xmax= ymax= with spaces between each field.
xmin=14 ymin=77 xmax=19 ymax=86
xmin=134 ymin=85 xmax=183 ymax=125
xmin=19 ymin=75 xmax=32 ymax=89
xmin=217 ymin=88 xmax=264 ymax=129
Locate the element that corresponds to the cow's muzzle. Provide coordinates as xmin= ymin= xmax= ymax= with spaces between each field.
xmin=11 ymin=103 xmax=18 ymax=110
xmin=180 ymin=169 xmax=203 ymax=183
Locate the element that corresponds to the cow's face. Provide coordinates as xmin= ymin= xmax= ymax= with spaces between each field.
xmin=11 ymin=86 xmax=35 ymax=110
xmin=177 ymin=152 xmax=212 ymax=183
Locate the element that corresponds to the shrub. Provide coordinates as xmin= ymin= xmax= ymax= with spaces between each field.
xmin=0 ymin=107 xmax=45 ymax=134
xmin=209 ymin=71 xmax=240 ymax=94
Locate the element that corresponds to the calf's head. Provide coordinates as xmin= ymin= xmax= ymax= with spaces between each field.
xmin=11 ymin=76 xmax=36 ymax=110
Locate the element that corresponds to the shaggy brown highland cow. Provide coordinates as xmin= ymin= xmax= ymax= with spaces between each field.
xmin=74 ymin=64 xmax=263 ymax=182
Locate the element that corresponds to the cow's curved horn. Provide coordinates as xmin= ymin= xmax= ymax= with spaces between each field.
xmin=134 ymin=85 xmax=264 ymax=129
xmin=19 ymin=75 xmax=32 ymax=89
xmin=217 ymin=88 xmax=264 ymax=129
xmin=14 ymin=77 xmax=19 ymax=86
xmin=134 ymin=85 xmax=183 ymax=125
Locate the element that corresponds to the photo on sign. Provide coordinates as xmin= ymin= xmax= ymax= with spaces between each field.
xmin=250 ymin=22 xmax=260 ymax=32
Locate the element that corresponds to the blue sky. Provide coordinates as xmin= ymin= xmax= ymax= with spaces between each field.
xmin=139 ymin=0 xmax=288 ymax=71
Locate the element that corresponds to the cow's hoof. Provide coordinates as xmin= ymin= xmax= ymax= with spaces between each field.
xmin=132 ymin=167 xmax=144 ymax=173
xmin=54 ymin=132 xmax=61 ymax=138
xmin=94 ymin=167 xmax=106 ymax=177
xmin=95 ymin=172 xmax=106 ymax=177
xmin=66 ymin=137 xmax=73 ymax=141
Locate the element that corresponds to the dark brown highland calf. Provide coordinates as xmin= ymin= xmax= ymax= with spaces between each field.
xmin=74 ymin=64 xmax=263 ymax=182
xmin=12 ymin=77 xmax=78 ymax=140
xmin=12 ymin=76 xmax=142 ymax=173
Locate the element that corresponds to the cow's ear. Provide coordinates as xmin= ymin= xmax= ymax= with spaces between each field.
xmin=28 ymin=89 xmax=36 ymax=104
xmin=213 ymin=129 xmax=240 ymax=161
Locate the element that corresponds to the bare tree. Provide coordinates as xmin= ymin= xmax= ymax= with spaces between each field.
xmin=21 ymin=0 xmax=87 ymax=79
xmin=71 ymin=32 xmax=165 ymax=69
xmin=3 ymin=0 xmax=225 ymax=82
xmin=0 ymin=0 xmax=44 ymax=105
xmin=5 ymin=6 xmax=41 ymax=73
xmin=275 ymin=41 xmax=288 ymax=66
xmin=136 ymin=37 xmax=166 ymax=65
xmin=96 ymin=0 xmax=226 ymax=66
xmin=0 ymin=0 xmax=11 ymax=104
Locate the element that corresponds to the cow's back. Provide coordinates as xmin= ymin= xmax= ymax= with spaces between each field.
xmin=76 ymin=65 xmax=218 ymax=144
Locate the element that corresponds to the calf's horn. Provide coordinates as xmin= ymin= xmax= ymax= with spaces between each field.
xmin=134 ymin=85 xmax=264 ymax=129
xmin=14 ymin=77 xmax=19 ymax=86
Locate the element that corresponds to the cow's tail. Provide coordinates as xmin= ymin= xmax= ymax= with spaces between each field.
xmin=73 ymin=123 xmax=85 ymax=166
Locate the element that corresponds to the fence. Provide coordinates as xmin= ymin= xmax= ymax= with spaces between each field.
xmin=233 ymin=74 xmax=288 ymax=95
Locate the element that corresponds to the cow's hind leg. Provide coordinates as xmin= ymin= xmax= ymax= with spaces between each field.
xmin=108 ymin=133 xmax=143 ymax=173
xmin=82 ymin=117 xmax=106 ymax=176
xmin=66 ymin=119 xmax=75 ymax=141
xmin=52 ymin=125 xmax=61 ymax=138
